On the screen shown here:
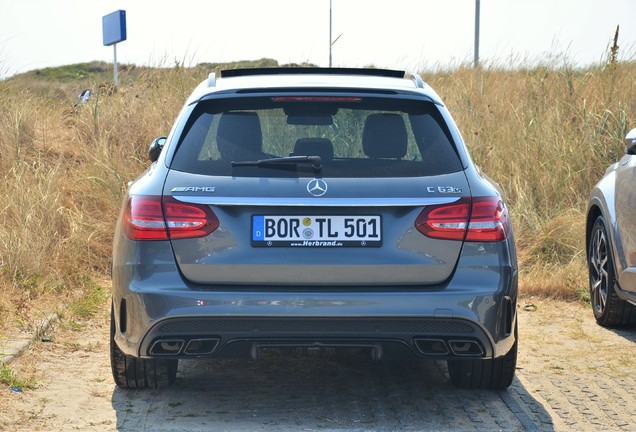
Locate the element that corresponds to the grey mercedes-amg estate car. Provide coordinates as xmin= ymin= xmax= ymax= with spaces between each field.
xmin=587 ymin=127 xmax=636 ymax=327
xmin=110 ymin=68 xmax=518 ymax=390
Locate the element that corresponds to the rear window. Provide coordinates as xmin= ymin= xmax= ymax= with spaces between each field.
xmin=170 ymin=96 xmax=462 ymax=177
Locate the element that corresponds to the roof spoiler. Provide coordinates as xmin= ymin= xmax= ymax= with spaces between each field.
xmin=220 ymin=67 xmax=406 ymax=79
xmin=207 ymin=68 xmax=426 ymax=89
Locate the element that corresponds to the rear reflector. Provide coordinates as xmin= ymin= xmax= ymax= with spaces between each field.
xmin=122 ymin=195 xmax=219 ymax=241
xmin=415 ymin=197 xmax=511 ymax=242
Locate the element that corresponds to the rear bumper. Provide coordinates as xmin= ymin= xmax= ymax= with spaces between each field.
xmin=112 ymin=241 xmax=518 ymax=361
xmin=138 ymin=315 xmax=509 ymax=361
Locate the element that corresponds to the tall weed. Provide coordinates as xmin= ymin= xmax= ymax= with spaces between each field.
xmin=427 ymin=60 xmax=635 ymax=297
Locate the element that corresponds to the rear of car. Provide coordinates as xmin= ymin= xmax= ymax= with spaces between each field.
xmin=110 ymin=68 xmax=518 ymax=390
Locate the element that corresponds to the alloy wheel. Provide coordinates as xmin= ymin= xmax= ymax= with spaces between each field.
xmin=589 ymin=225 xmax=609 ymax=316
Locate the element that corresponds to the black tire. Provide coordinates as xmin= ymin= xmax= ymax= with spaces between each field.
xmin=110 ymin=303 xmax=178 ymax=389
xmin=447 ymin=324 xmax=517 ymax=390
xmin=588 ymin=216 xmax=636 ymax=328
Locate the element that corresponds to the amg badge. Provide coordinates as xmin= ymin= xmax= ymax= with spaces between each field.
xmin=171 ymin=186 xmax=216 ymax=193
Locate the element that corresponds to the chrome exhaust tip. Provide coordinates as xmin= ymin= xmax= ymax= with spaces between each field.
xmin=414 ymin=338 xmax=450 ymax=355
xmin=448 ymin=340 xmax=484 ymax=356
xmin=149 ymin=339 xmax=185 ymax=356
xmin=184 ymin=338 xmax=219 ymax=356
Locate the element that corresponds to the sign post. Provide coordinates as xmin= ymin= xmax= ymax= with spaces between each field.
xmin=474 ymin=0 xmax=480 ymax=69
xmin=102 ymin=10 xmax=127 ymax=88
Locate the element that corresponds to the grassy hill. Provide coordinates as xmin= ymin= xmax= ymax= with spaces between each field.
xmin=1 ymin=57 xmax=635 ymax=334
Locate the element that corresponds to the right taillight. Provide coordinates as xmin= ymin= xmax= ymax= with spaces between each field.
xmin=122 ymin=195 xmax=219 ymax=241
xmin=415 ymin=197 xmax=511 ymax=242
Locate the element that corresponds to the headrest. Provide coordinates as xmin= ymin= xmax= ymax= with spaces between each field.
xmin=293 ymin=138 xmax=334 ymax=162
xmin=362 ymin=113 xmax=408 ymax=159
xmin=217 ymin=112 xmax=263 ymax=158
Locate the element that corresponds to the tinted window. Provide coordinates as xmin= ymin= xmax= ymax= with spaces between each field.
xmin=170 ymin=96 xmax=462 ymax=177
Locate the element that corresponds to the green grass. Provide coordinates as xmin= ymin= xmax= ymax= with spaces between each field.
xmin=68 ymin=277 xmax=109 ymax=320
xmin=0 ymin=362 xmax=35 ymax=390
xmin=29 ymin=62 xmax=112 ymax=82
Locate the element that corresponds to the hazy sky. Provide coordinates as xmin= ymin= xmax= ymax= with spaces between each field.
xmin=1 ymin=0 xmax=635 ymax=78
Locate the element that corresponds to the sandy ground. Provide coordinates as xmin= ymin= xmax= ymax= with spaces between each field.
xmin=1 ymin=296 xmax=635 ymax=431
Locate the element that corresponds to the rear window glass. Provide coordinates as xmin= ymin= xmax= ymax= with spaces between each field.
xmin=170 ymin=96 xmax=462 ymax=177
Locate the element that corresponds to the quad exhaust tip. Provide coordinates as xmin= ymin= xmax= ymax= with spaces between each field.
xmin=414 ymin=338 xmax=484 ymax=357
xmin=448 ymin=340 xmax=484 ymax=356
xmin=184 ymin=338 xmax=219 ymax=356
xmin=149 ymin=338 xmax=219 ymax=356
xmin=414 ymin=338 xmax=449 ymax=355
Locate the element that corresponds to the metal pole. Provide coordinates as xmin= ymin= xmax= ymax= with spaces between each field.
xmin=329 ymin=0 xmax=332 ymax=67
xmin=474 ymin=0 xmax=480 ymax=68
xmin=113 ymin=43 xmax=119 ymax=88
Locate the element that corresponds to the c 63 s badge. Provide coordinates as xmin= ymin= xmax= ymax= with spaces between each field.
xmin=427 ymin=186 xmax=463 ymax=194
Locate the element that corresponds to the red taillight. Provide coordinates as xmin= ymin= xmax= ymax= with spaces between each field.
xmin=415 ymin=199 xmax=470 ymax=241
xmin=464 ymin=197 xmax=511 ymax=242
xmin=415 ymin=197 xmax=511 ymax=242
xmin=122 ymin=195 xmax=219 ymax=241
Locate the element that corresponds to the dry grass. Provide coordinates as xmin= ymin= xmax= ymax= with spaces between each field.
xmin=0 ymin=65 xmax=201 ymax=334
xmin=424 ymin=59 xmax=635 ymax=299
xmin=0 ymin=57 xmax=635 ymax=334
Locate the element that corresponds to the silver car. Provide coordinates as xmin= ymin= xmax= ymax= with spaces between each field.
xmin=587 ymin=128 xmax=636 ymax=327
xmin=110 ymin=68 xmax=518 ymax=390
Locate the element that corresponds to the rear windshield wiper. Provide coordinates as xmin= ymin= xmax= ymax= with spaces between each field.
xmin=232 ymin=155 xmax=322 ymax=171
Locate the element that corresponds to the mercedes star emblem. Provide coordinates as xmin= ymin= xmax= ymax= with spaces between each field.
xmin=307 ymin=178 xmax=328 ymax=197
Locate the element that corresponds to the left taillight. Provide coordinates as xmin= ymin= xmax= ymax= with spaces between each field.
xmin=415 ymin=196 xmax=511 ymax=242
xmin=122 ymin=195 xmax=219 ymax=241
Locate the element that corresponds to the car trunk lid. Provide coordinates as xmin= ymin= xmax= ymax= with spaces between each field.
xmin=162 ymin=171 xmax=470 ymax=286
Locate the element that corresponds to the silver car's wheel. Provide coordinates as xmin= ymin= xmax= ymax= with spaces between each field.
xmin=589 ymin=219 xmax=610 ymax=316
xmin=588 ymin=216 xmax=636 ymax=327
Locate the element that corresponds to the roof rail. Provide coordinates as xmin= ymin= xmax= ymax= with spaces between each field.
xmin=409 ymin=72 xmax=425 ymax=89
xmin=207 ymin=72 xmax=216 ymax=88
xmin=220 ymin=67 xmax=406 ymax=79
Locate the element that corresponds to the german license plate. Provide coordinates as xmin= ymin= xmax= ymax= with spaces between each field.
xmin=252 ymin=215 xmax=382 ymax=247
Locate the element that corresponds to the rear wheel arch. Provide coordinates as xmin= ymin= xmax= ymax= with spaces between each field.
xmin=586 ymin=204 xmax=603 ymax=258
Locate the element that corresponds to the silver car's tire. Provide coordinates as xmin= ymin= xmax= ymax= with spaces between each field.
xmin=588 ymin=216 xmax=636 ymax=328
xmin=447 ymin=324 xmax=517 ymax=390
xmin=110 ymin=304 xmax=178 ymax=389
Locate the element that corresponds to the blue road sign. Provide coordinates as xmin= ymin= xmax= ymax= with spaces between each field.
xmin=102 ymin=10 xmax=127 ymax=46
